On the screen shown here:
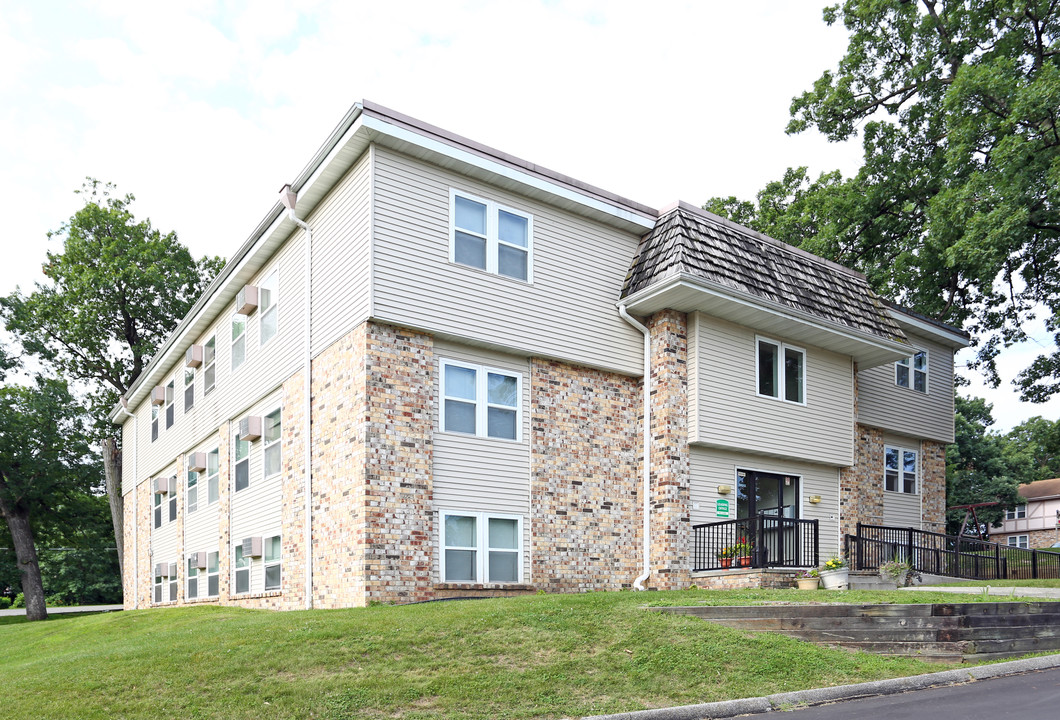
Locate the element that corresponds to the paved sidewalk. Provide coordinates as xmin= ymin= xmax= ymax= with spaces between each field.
xmin=0 ymin=604 xmax=122 ymax=617
xmin=900 ymin=585 xmax=1060 ymax=599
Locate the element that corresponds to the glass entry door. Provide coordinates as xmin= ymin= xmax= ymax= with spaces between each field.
xmin=736 ymin=470 xmax=799 ymax=519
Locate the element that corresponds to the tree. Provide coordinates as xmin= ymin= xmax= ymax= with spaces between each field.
xmin=705 ymin=1 xmax=1060 ymax=401
xmin=1004 ymin=415 xmax=1060 ymax=481
xmin=1 ymin=180 xmax=224 ymax=582
xmin=0 ymin=377 xmax=98 ymax=620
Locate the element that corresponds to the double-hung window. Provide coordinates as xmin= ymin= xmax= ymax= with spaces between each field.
xmin=450 ymin=190 xmax=533 ymax=282
xmin=153 ymin=567 xmax=164 ymax=603
xmin=1006 ymin=505 xmax=1027 ymax=521
xmin=207 ymin=448 xmax=220 ymax=505
xmin=441 ymin=511 xmax=522 ymax=584
xmin=206 ymin=551 xmax=219 ymax=597
xmin=203 ymin=336 xmax=217 ymax=395
xmin=234 ymin=436 xmax=250 ymax=492
xmin=184 ymin=368 xmax=195 ymax=411
xmin=234 ymin=545 xmax=250 ymax=594
xmin=264 ymin=535 xmax=281 ymax=590
xmin=187 ymin=556 xmax=200 ymax=599
xmin=263 ymin=409 xmax=281 ymax=478
xmin=168 ymin=484 xmax=178 ymax=522
xmin=231 ymin=315 xmax=246 ymax=372
xmin=187 ymin=466 xmax=199 ymax=514
xmin=884 ymin=445 xmax=918 ymax=494
xmin=151 ymin=404 xmax=159 ymax=442
xmin=165 ymin=380 xmax=175 ymax=429
xmin=259 ymin=271 xmax=278 ymax=346
xmin=441 ymin=360 xmax=520 ymax=440
xmin=1007 ymin=535 xmax=1029 ymax=549
xmin=896 ymin=350 xmax=928 ymax=392
xmin=756 ymin=337 xmax=805 ymax=404
xmin=153 ymin=491 xmax=163 ymax=529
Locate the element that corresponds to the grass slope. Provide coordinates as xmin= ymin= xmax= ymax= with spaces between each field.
xmin=0 ymin=589 xmax=1007 ymax=720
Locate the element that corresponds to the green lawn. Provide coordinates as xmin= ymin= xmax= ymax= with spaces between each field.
xmin=935 ymin=579 xmax=1060 ymax=588
xmin=0 ymin=589 xmax=1032 ymax=720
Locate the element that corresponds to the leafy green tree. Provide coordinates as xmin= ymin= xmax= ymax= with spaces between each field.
xmin=705 ymin=1 xmax=1060 ymax=400
xmin=1 ymin=180 xmax=224 ymax=582
xmin=0 ymin=377 xmax=98 ymax=620
xmin=1004 ymin=415 xmax=1060 ymax=481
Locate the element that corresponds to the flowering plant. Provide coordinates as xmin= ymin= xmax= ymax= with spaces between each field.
xmin=821 ymin=556 xmax=846 ymax=572
xmin=731 ymin=536 xmax=754 ymax=557
xmin=717 ymin=546 xmax=735 ymax=559
xmin=796 ymin=568 xmax=819 ymax=579
xmin=879 ymin=558 xmax=918 ymax=585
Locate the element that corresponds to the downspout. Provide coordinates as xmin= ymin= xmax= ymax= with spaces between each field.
xmin=618 ymin=304 xmax=651 ymax=591
xmin=280 ymin=185 xmax=314 ymax=610
xmin=118 ymin=398 xmax=137 ymax=609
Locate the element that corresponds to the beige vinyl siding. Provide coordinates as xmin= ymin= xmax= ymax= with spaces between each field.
xmin=150 ymin=460 xmax=180 ymax=598
xmin=857 ymin=330 xmax=955 ymax=444
xmin=689 ymin=446 xmax=842 ymax=562
xmin=310 ymin=149 xmax=373 ymax=355
xmin=883 ymin=493 xmax=922 ymax=528
xmin=183 ymin=439 xmax=221 ymax=580
xmin=688 ymin=312 xmax=855 ymax=466
xmin=371 ymin=145 xmax=643 ymax=377
xmin=432 ymin=340 xmax=531 ymax=583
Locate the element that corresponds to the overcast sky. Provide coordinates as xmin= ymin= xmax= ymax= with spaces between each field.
xmin=1 ymin=0 xmax=1056 ymax=431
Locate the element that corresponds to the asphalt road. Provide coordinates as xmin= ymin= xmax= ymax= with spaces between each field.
xmin=755 ymin=667 xmax=1060 ymax=720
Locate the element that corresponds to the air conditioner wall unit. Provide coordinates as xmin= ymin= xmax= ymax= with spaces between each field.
xmin=151 ymin=386 xmax=166 ymax=405
xmin=242 ymin=536 xmax=263 ymax=558
xmin=188 ymin=452 xmax=207 ymax=473
xmin=154 ymin=563 xmax=165 ymax=577
xmin=238 ymin=416 xmax=262 ymax=442
xmin=185 ymin=344 xmax=204 ymax=368
xmin=236 ymin=285 xmax=259 ymax=315
xmin=190 ymin=551 xmax=207 ymax=569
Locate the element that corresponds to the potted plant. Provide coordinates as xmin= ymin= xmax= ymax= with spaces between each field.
xmin=717 ymin=546 xmax=734 ymax=569
xmin=795 ymin=568 xmax=819 ymax=590
xmin=878 ymin=558 xmax=915 ymax=588
xmin=818 ymin=555 xmax=849 ymax=590
xmin=733 ymin=537 xmax=753 ymax=567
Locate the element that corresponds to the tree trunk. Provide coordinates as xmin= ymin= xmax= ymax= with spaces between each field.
xmin=0 ymin=496 xmax=47 ymax=621
xmin=102 ymin=437 xmax=124 ymax=583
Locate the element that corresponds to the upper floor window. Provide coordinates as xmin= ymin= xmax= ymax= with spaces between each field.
xmin=440 ymin=360 xmax=520 ymax=440
xmin=259 ymin=271 xmax=279 ymax=346
xmin=151 ymin=404 xmax=159 ymax=442
xmin=896 ymin=350 xmax=928 ymax=393
xmin=187 ymin=466 xmax=199 ymax=514
xmin=234 ymin=436 xmax=250 ymax=492
xmin=450 ymin=190 xmax=533 ymax=282
xmin=756 ymin=337 xmax=805 ymax=404
xmin=206 ymin=448 xmax=220 ymax=505
xmin=263 ymin=409 xmax=281 ymax=478
xmin=203 ymin=336 xmax=217 ymax=395
xmin=165 ymin=380 xmax=175 ymax=429
xmin=184 ymin=368 xmax=195 ymax=412
xmin=1006 ymin=505 xmax=1027 ymax=521
xmin=884 ymin=445 xmax=918 ymax=494
xmin=231 ymin=315 xmax=247 ymax=371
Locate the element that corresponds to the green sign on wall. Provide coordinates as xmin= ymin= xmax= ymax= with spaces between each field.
xmin=716 ymin=499 xmax=730 ymax=518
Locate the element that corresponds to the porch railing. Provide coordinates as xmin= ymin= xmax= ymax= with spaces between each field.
xmin=692 ymin=515 xmax=819 ymax=572
xmin=845 ymin=523 xmax=1060 ymax=581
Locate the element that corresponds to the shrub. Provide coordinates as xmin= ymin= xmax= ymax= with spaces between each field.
xmin=12 ymin=593 xmax=25 ymax=608
xmin=0 ymin=596 xmax=10 ymax=610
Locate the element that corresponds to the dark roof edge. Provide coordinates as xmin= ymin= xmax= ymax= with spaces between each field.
xmin=362 ymin=100 xmax=658 ymax=220
xmin=884 ymin=300 xmax=970 ymax=341
xmin=658 ymin=200 xmax=868 ymax=281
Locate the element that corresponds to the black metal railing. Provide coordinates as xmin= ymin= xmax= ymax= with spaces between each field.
xmin=845 ymin=523 xmax=1060 ymax=581
xmin=692 ymin=515 xmax=819 ymax=572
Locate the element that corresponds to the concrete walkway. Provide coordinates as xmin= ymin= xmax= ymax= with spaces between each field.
xmin=900 ymin=585 xmax=1060 ymax=599
xmin=0 ymin=604 xmax=122 ymax=617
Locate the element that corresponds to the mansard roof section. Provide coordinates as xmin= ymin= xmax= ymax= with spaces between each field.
xmin=623 ymin=202 xmax=905 ymax=342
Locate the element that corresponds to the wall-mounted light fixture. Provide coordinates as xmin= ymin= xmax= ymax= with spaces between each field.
xmin=809 ymin=495 xmax=822 ymax=504
xmin=718 ymin=485 xmax=732 ymax=495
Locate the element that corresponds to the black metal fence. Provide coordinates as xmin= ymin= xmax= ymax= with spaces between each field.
xmin=692 ymin=515 xmax=819 ymax=572
xmin=845 ymin=523 xmax=1060 ymax=581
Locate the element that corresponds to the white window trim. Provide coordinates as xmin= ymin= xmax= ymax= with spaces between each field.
xmin=184 ymin=367 xmax=195 ymax=411
xmin=206 ymin=448 xmax=220 ymax=506
xmin=233 ymin=544 xmax=251 ymax=595
xmin=1006 ymin=505 xmax=1027 ymax=520
xmin=231 ymin=313 xmax=247 ymax=373
xmin=186 ymin=466 xmax=199 ymax=515
xmin=439 ymin=359 xmax=522 ymax=442
xmin=883 ymin=445 xmax=919 ymax=495
xmin=259 ymin=269 xmax=279 ymax=347
xmin=439 ymin=510 xmax=523 ymax=585
xmin=203 ymin=335 xmax=217 ymax=396
xmin=234 ymin=435 xmax=250 ymax=493
xmin=205 ymin=551 xmax=220 ymax=598
xmin=449 ymin=188 xmax=534 ymax=283
xmin=262 ymin=406 xmax=282 ymax=479
xmin=1007 ymin=535 xmax=1029 ymax=549
xmin=186 ymin=556 xmax=200 ymax=599
xmin=164 ymin=379 xmax=176 ymax=429
xmin=263 ymin=535 xmax=282 ymax=591
xmin=895 ymin=350 xmax=929 ymax=393
xmin=754 ymin=336 xmax=807 ymax=406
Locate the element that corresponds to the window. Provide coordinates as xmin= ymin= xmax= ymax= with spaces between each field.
xmin=1006 ymin=505 xmax=1027 ymax=521
xmin=756 ymin=337 xmax=805 ymax=404
xmin=165 ymin=380 xmax=175 ymax=429
xmin=153 ymin=567 xmax=164 ymax=603
xmin=440 ymin=361 xmax=520 ymax=440
xmin=169 ymin=484 xmax=177 ymax=522
xmin=187 ymin=557 xmax=199 ymax=599
xmin=234 ymin=545 xmax=250 ymax=594
xmin=153 ymin=491 xmax=162 ymax=529
xmin=231 ymin=315 xmax=246 ymax=371
xmin=187 ymin=466 xmax=198 ymax=514
xmin=234 ymin=436 xmax=250 ymax=492
xmin=155 ymin=563 xmax=175 ymax=603
xmin=441 ymin=512 xmax=521 ymax=584
xmin=184 ymin=368 xmax=195 ymax=411
xmin=207 ymin=448 xmax=220 ymax=505
xmin=884 ymin=446 xmax=918 ymax=494
xmin=204 ymin=336 xmax=217 ymax=395
xmin=206 ymin=551 xmax=219 ymax=597
xmin=264 ymin=535 xmax=281 ymax=590
xmin=263 ymin=409 xmax=281 ymax=478
xmin=259 ymin=271 xmax=278 ymax=346
xmin=896 ymin=350 xmax=928 ymax=393
xmin=1007 ymin=535 xmax=1029 ymax=549
xmin=450 ymin=191 xmax=533 ymax=282
xmin=151 ymin=404 xmax=159 ymax=442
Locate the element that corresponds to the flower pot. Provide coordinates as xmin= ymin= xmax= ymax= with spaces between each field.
xmin=796 ymin=578 xmax=819 ymax=590
xmin=818 ymin=568 xmax=849 ymax=590
xmin=737 ymin=556 xmax=751 ymax=568
xmin=719 ymin=558 xmax=732 ymax=569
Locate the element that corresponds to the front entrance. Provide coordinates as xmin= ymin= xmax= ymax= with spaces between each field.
xmin=736 ymin=469 xmax=799 ymax=520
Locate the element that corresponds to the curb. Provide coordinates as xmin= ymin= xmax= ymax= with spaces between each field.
xmin=581 ymin=653 xmax=1060 ymax=720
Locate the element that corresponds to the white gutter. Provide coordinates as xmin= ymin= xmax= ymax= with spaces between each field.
xmin=618 ymin=304 xmax=651 ymax=591
xmin=280 ymin=185 xmax=314 ymax=610
xmin=118 ymin=398 xmax=137 ymax=610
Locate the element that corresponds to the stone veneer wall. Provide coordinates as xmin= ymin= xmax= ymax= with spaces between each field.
xmin=920 ymin=440 xmax=947 ymax=534
xmin=647 ymin=310 xmax=691 ymax=590
xmin=123 ymin=480 xmax=153 ymax=609
xmin=691 ymin=569 xmax=799 ymax=590
xmin=529 ymin=359 xmax=641 ymax=591
xmin=994 ymin=528 xmax=1060 ymax=548
xmin=277 ymin=371 xmax=307 ymax=610
xmin=839 ymin=424 xmax=886 ymax=537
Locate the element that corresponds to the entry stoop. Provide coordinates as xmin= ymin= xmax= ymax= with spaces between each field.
xmin=652 ymin=602 xmax=1060 ymax=663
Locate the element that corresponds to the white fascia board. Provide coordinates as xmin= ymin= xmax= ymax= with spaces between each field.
xmin=622 ymin=274 xmax=912 ymax=360
xmin=360 ymin=115 xmax=656 ymax=231
xmin=888 ymin=310 xmax=970 ymax=349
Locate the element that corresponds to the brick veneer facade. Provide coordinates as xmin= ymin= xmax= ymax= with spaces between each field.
xmin=921 ymin=440 xmax=947 ymax=533
xmin=994 ymin=528 xmax=1060 ymax=548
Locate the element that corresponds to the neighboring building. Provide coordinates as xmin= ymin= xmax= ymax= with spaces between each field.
xmin=993 ymin=478 xmax=1060 ymax=549
xmin=111 ymin=101 xmax=968 ymax=610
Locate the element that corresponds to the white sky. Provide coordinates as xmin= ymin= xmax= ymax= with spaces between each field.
xmin=1 ymin=0 xmax=1056 ymax=431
